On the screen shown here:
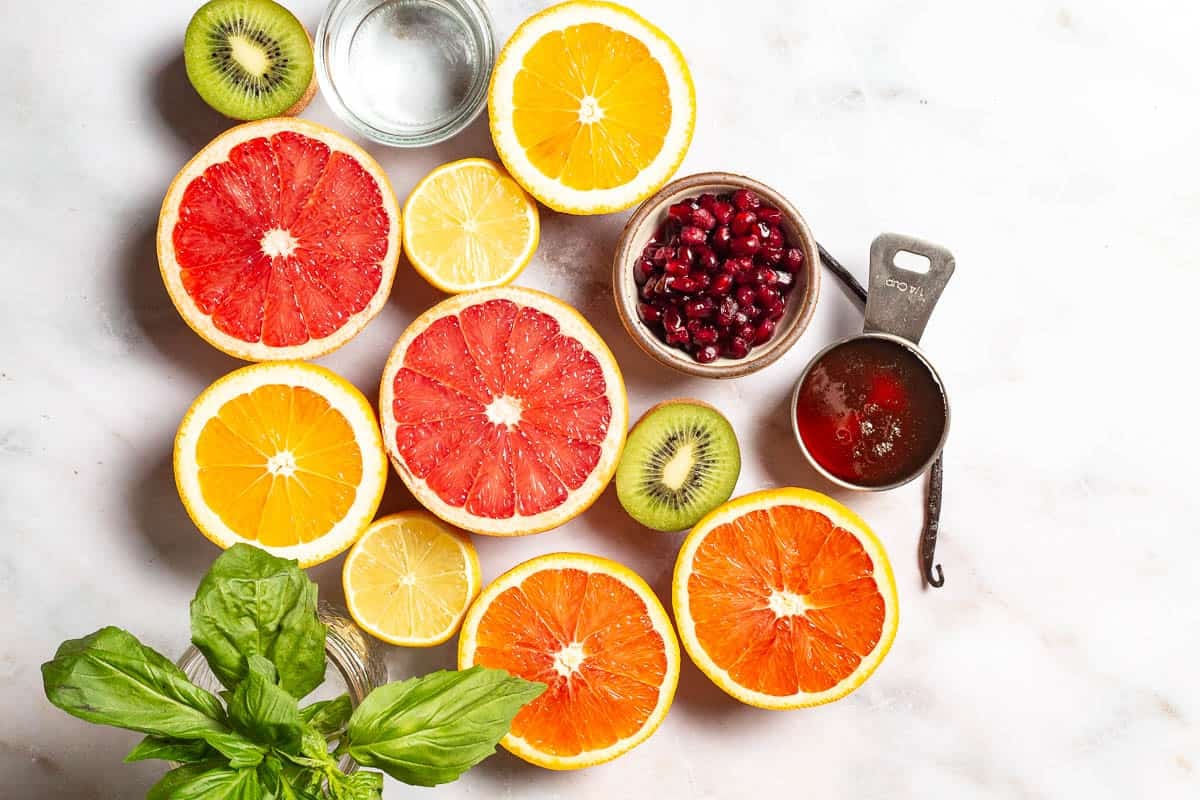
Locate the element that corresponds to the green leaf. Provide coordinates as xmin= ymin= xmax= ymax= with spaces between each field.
xmin=153 ymin=765 xmax=266 ymax=800
xmin=228 ymin=656 xmax=303 ymax=752
xmin=190 ymin=543 xmax=327 ymax=698
xmin=147 ymin=763 xmax=225 ymax=800
xmin=42 ymin=627 xmax=228 ymax=738
xmin=124 ymin=736 xmax=214 ymax=764
xmin=299 ymin=694 xmax=352 ymax=738
xmin=258 ymin=754 xmax=322 ymax=800
xmin=345 ymin=666 xmax=545 ymax=787
xmin=331 ymin=770 xmax=383 ymax=800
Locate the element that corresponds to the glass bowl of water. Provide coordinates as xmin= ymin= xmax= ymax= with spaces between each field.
xmin=315 ymin=0 xmax=495 ymax=147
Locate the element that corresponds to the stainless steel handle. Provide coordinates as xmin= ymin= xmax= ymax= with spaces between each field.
xmin=863 ymin=233 xmax=955 ymax=344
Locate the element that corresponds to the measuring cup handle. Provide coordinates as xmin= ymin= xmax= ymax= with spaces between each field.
xmin=864 ymin=233 xmax=956 ymax=345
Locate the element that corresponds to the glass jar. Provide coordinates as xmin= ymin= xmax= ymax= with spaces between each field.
xmin=176 ymin=602 xmax=387 ymax=773
xmin=315 ymin=0 xmax=495 ymax=147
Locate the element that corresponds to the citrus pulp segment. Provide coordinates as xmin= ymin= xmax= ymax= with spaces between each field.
xmin=174 ymin=362 xmax=387 ymax=567
xmin=379 ymin=287 xmax=628 ymax=536
xmin=488 ymin=0 xmax=696 ymax=214
xmin=158 ymin=118 xmax=401 ymax=361
xmin=672 ymin=488 xmax=899 ymax=709
xmin=403 ymin=158 xmax=540 ymax=293
xmin=343 ymin=511 xmax=480 ymax=646
xmin=458 ymin=552 xmax=679 ymax=769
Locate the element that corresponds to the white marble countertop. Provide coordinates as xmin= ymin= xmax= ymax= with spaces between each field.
xmin=4 ymin=0 xmax=1198 ymax=797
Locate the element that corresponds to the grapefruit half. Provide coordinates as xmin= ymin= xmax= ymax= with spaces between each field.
xmin=158 ymin=118 xmax=401 ymax=361
xmin=379 ymin=287 xmax=627 ymax=536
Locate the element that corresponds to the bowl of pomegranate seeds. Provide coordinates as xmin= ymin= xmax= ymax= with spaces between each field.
xmin=613 ymin=173 xmax=820 ymax=378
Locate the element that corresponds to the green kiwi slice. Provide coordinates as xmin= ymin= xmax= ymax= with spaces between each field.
xmin=184 ymin=0 xmax=315 ymax=120
xmin=616 ymin=400 xmax=741 ymax=532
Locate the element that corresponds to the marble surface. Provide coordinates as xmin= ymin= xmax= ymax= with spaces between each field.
xmin=3 ymin=0 xmax=1198 ymax=797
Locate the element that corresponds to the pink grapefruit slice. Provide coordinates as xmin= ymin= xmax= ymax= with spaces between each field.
xmin=158 ymin=118 xmax=401 ymax=361
xmin=379 ymin=287 xmax=628 ymax=536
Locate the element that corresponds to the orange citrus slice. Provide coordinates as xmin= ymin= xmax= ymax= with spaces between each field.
xmin=343 ymin=511 xmax=481 ymax=647
xmin=672 ymin=488 xmax=899 ymax=709
xmin=174 ymin=362 xmax=387 ymax=566
xmin=158 ymin=118 xmax=401 ymax=361
xmin=459 ymin=553 xmax=679 ymax=769
xmin=488 ymin=1 xmax=696 ymax=214
xmin=379 ymin=287 xmax=627 ymax=536
xmin=403 ymin=158 xmax=540 ymax=293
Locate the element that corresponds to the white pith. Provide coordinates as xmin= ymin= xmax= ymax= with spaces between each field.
xmin=552 ymin=641 xmax=587 ymax=677
xmin=672 ymin=488 xmax=900 ymax=710
xmin=260 ymin=227 xmax=299 ymax=258
xmin=489 ymin=1 xmax=696 ymax=213
xmin=485 ymin=394 xmax=523 ymax=427
xmin=459 ymin=553 xmax=680 ymax=769
xmin=660 ymin=442 xmax=694 ymax=490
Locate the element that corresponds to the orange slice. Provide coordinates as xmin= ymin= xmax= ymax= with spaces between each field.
xmin=672 ymin=488 xmax=899 ymax=709
xmin=379 ymin=287 xmax=627 ymax=536
xmin=174 ymin=362 xmax=387 ymax=566
xmin=343 ymin=512 xmax=481 ymax=647
xmin=458 ymin=553 xmax=679 ymax=769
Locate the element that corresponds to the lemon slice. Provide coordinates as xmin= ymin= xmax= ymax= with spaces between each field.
xmin=173 ymin=362 xmax=387 ymax=567
xmin=488 ymin=1 xmax=696 ymax=215
xmin=403 ymin=158 xmax=539 ymax=293
xmin=343 ymin=512 xmax=481 ymax=646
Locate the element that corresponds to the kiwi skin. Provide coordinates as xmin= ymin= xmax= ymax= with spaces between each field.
xmin=616 ymin=399 xmax=741 ymax=533
xmin=184 ymin=0 xmax=316 ymax=121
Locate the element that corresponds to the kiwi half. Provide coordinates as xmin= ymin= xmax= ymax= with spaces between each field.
xmin=184 ymin=0 xmax=316 ymax=120
xmin=616 ymin=400 xmax=741 ymax=532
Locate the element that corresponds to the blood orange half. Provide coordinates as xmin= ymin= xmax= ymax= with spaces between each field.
xmin=673 ymin=488 xmax=899 ymax=709
xmin=380 ymin=287 xmax=627 ymax=536
xmin=458 ymin=553 xmax=680 ymax=769
xmin=158 ymin=118 xmax=401 ymax=361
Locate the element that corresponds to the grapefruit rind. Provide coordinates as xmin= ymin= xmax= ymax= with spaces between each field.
xmin=458 ymin=552 xmax=680 ymax=770
xmin=157 ymin=117 xmax=402 ymax=362
xmin=379 ymin=286 xmax=628 ymax=536
xmin=343 ymin=511 xmax=481 ymax=647
xmin=672 ymin=487 xmax=899 ymax=710
xmin=402 ymin=158 xmax=540 ymax=293
xmin=173 ymin=361 xmax=387 ymax=567
xmin=488 ymin=1 xmax=696 ymax=215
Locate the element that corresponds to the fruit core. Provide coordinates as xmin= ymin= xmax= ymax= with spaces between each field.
xmin=485 ymin=394 xmax=523 ymax=427
xmin=768 ymin=589 xmax=808 ymax=617
xmin=265 ymin=450 xmax=297 ymax=477
xmin=229 ymin=35 xmax=271 ymax=76
xmin=552 ymin=641 xmax=587 ymax=677
xmin=578 ymin=96 xmax=603 ymax=124
xmin=795 ymin=337 xmax=946 ymax=487
xmin=660 ymin=442 xmax=695 ymax=490
xmin=260 ymin=228 xmax=299 ymax=258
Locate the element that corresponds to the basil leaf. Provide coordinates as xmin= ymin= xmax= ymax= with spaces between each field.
xmin=258 ymin=754 xmax=322 ymax=800
xmin=190 ymin=543 xmax=326 ymax=698
xmin=331 ymin=770 xmax=383 ymax=800
xmin=147 ymin=763 xmax=226 ymax=800
xmin=299 ymin=694 xmax=352 ymax=737
xmin=124 ymin=736 xmax=214 ymax=764
xmin=155 ymin=765 xmax=266 ymax=800
xmin=228 ymin=656 xmax=303 ymax=752
xmin=346 ymin=666 xmax=545 ymax=787
xmin=208 ymin=733 xmax=267 ymax=769
xmin=42 ymin=627 xmax=228 ymax=738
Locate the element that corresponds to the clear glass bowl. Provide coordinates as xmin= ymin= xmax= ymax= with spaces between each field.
xmin=177 ymin=603 xmax=387 ymax=773
xmin=315 ymin=0 xmax=495 ymax=147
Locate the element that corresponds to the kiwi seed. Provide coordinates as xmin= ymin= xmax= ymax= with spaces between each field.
xmin=616 ymin=400 xmax=741 ymax=532
xmin=184 ymin=0 xmax=316 ymax=121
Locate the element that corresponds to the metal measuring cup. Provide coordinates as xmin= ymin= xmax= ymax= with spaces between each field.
xmin=790 ymin=233 xmax=956 ymax=492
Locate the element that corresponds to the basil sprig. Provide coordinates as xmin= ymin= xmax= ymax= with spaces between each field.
xmin=42 ymin=543 xmax=544 ymax=797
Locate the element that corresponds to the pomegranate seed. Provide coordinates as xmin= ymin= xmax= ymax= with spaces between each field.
xmin=665 ymin=258 xmax=690 ymax=277
xmin=695 ymin=344 xmax=720 ymax=364
xmin=756 ymin=286 xmax=781 ymax=306
xmin=732 ymin=310 xmax=751 ymax=327
xmin=716 ymin=296 xmax=738 ymax=325
xmin=711 ymin=226 xmax=733 ymax=252
xmin=690 ymin=207 xmax=716 ymax=230
xmin=753 ymin=318 xmax=776 ymax=345
xmin=755 ymin=267 xmax=777 ymax=286
xmin=758 ymin=247 xmax=783 ymax=265
xmin=735 ymin=322 xmax=756 ymax=342
xmin=757 ymin=206 xmax=783 ymax=225
xmin=663 ymin=307 xmax=684 ymax=333
xmin=639 ymin=303 xmax=662 ymax=323
xmin=650 ymin=222 xmax=674 ymax=244
xmin=698 ymin=193 xmax=718 ymax=210
xmin=730 ymin=234 xmax=760 ymax=256
xmin=735 ymin=285 xmax=756 ymax=307
xmin=783 ymin=247 xmax=805 ymax=271
xmin=763 ymin=226 xmax=784 ymax=249
xmin=690 ymin=271 xmax=711 ymax=291
xmin=693 ymin=325 xmax=719 ymax=345
xmin=672 ymin=276 xmax=699 ymax=293
xmin=711 ymin=201 xmax=735 ymax=225
xmin=656 ymin=275 xmax=678 ymax=295
xmin=678 ymin=245 xmax=698 ymax=264
xmin=636 ymin=259 xmax=656 ymax=283
xmin=650 ymin=246 xmax=673 ymax=264
xmin=731 ymin=211 xmax=758 ymax=236
xmin=766 ymin=300 xmax=786 ymax=320
xmin=666 ymin=328 xmax=690 ymax=346
xmin=723 ymin=337 xmax=750 ymax=359
xmin=708 ymin=273 xmax=734 ymax=296
xmin=754 ymin=221 xmax=770 ymax=239
xmin=680 ymin=226 xmax=706 ymax=246
xmin=694 ymin=245 xmax=719 ymax=271
xmin=668 ymin=202 xmax=693 ymax=222
xmin=731 ymin=189 xmax=760 ymax=211
xmin=685 ymin=297 xmax=714 ymax=319
xmin=686 ymin=318 xmax=705 ymax=336
xmin=774 ymin=270 xmax=794 ymax=290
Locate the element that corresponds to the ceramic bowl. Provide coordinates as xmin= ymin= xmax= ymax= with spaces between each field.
xmin=612 ymin=172 xmax=820 ymax=378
